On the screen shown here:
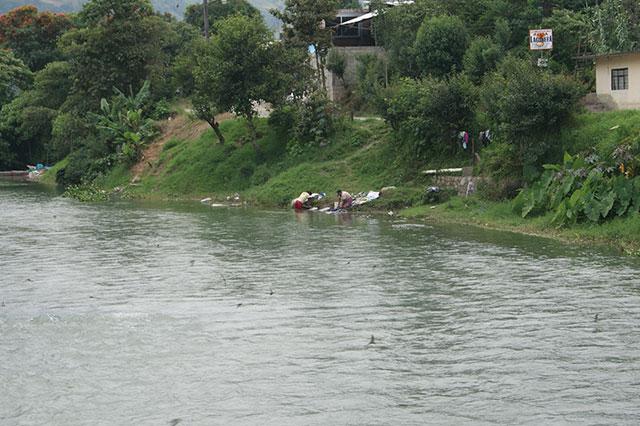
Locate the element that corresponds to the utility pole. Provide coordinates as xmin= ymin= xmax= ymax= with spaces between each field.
xmin=203 ymin=0 xmax=209 ymax=39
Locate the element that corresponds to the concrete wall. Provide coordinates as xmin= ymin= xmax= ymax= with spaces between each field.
xmin=326 ymin=46 xmax=386 ymax=102
xmin=428 ymin=175 xmax=488 ymax=197
xmin=595 ymin=53 xmax=640 ymax=110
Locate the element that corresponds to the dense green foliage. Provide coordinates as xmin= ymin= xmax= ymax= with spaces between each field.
xmin=193 ymin=15 xmax=297 ymax=146
xmin=414 ymin=15 xmax=469 ymax=77
xmin=479 ymin=56 xmax=583 ymax=180
xmin=462 ymin=37 xmax=503 ymax=84
xmin=0 ymin=6 xmax=73 ymax=71
xmin=272 ymin=0 xmax=337 ymax=90
xmin=91 ymin=81 xmax=158 ymax=164
xmin=1 ymin=0 xmax=640 ymax=249
xmin=0 ymin=49 xmax=31 ymax=108
xmin=514 ymin=146 xmax=640 ymax=227
xmin=184 ymin=0 xmax=259 ymax=34
xmin=382 ymin=75 xmax=476 ymax=165
xmin=60 ymin=0 xmax=176 ymax=109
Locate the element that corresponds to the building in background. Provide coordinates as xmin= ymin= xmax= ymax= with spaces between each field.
xmin=593 ymin=51 xmax=640 ymax=110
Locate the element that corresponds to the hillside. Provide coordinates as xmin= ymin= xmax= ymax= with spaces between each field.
xmin=0 ymin=0 xmax=284 ymax=25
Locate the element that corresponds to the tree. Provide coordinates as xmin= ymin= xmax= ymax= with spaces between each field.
xmin=472 ymin=0 xmax=542 ymax=51
xmin=0 ymin=49 xmax=32 ymax=109
xmin=0 ymin=92 xmax=57 ymax=168
xmin=354 ymin=53 xmax=388 ymax=112
xmin=326 ymin=49 xmax=346 ymax=83
xmin=480 ymin=56 xmax=583 ymax=179
xmin=59 ymin=0 xmax=176 ymax=111
xmin=463 ymin=37 xmax=503 ymax=84
xmin=0 ymin=6 xmax=73 ymax=71
xmin=382 ymin=75 xmax=476 ymax=162
xmin=0 ymin=59 xmax=76 ymax=169
xmin=541 ymin=9 xmax=589 ymax=72
xmin=184 ymin=0 xmax=259 ymax=35
xmin=272 ymin=0 xmax=338 ymax=91
xmin=30 ymin=61 xmax=73 ymax=109
xmin=193 ymin=15 xmax=294 ymax=149
xmin=588 ymin=0 xmax=637 ymax=54
xmin=91 ymin=81 xmax=158 ymax=164
xmin=370 ymin=0 xmax=442 ymax=77
xmin=414 ymin=15 xmax=469 ymax=77
xmin=191 ymin=90 xmax=225 ymax=145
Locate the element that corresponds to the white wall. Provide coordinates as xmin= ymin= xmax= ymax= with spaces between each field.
xmin=595 ymin=53 xmax=640 ymax=110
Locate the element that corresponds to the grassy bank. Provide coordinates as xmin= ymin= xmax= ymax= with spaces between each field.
xmin=44 ymin=108 xmax=640 ymax=254
xmin=88 ymin=115 xmax=434 ymax=205
xmin=401 ymin=196 xmax=640 ymax=255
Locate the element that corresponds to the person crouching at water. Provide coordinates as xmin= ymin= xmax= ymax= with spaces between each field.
xmin=291 ymin=191 xmax=313 ymax=210
xmin=336 ymin=189 xmax=353 ymax=209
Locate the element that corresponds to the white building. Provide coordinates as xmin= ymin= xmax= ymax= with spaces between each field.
xmin=594 ymin=51 xmax=640 ymax=110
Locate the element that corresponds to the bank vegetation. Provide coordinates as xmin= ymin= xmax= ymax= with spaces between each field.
xmin=2 ymin=0 xmax=640 ymax=252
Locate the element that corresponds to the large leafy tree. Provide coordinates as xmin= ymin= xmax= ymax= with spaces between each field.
xmin=0 ymin=6 xmax=73 ymax=71
xmin=541 ymin=9 xmax=589 ymax=72
xmin=0 ymin=60 xmax=73 ymax=169
xmin=0 ymin=49 xmax=32 ymax=109
xmin=462 ymin=36 xmax=503 ymax=84
xmin=370 ymin=0 xmax=442 ymax=77
xmin=588 ymin=0 xmax=639 ymax=54
xmin=414 ymin=15 xmax=469 ymax=77
xmin=59 ymin=0 xmax=175 ymax=111
xmin=480 ymin=56 xmax=583 ymax=179
xmin=382 ymin=75 xmax=476 ymax=162
xmin=272 ymin=0 xmax=338 ymax=91
xmin=185 ymin=0 xmax=259 ymax=35
xmin=193 ymin=15 xmax=295 ymax=149
xmin=0 ymin=93 xmax=57 ymax=168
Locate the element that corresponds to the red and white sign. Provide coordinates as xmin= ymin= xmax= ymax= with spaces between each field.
xmin=529 ymin=29 xmax=553 ymax=50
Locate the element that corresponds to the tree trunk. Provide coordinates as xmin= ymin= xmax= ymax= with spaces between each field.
xmin=203 ymin=0 xmax=209 ymax=39
xmin=206 ymin=117 xmax=225 ymax=144
xmin=314 ymin=48 xmax=323 ymax=90
xmin=319 ymin=52 xmax=327 ymax=92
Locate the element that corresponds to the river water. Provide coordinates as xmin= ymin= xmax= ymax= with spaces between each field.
xmin=1 ymin=180 xmax=640 ymax=425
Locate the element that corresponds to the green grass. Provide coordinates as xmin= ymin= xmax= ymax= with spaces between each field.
xmin=38 ymin=156 xmax=68 ymax=186
xmin=401 ymin=195 xmax=640 ymax=254
xmin=561 ymin=109 xmax=640 ymax=156
xmin=93 ymin=163 xmax=131 ymax=189
xmin=45 ymin=109 xmax=640 ymax=254
xmin=117 ymin=117 xmax=412 ymax=204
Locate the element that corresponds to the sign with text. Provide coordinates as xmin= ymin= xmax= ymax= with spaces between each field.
xmin=529 ymin=29 xmax=553 ymax=50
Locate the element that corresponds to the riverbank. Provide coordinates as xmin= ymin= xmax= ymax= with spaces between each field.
xmin=38 ymin=108 xmax=640 ymax=255
xmin=399 ymin=197 xmax=640 ymax=255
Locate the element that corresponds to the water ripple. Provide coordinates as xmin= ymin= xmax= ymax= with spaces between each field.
xmin=1 ymin=182 xmax=640 ymax=425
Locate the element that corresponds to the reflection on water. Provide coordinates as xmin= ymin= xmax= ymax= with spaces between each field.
xmin=1 ymin=181 xmax=640 ymax=425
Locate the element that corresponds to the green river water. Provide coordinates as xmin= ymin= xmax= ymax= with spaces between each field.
xmin=1 ymin=180 xmax=639 ymax=425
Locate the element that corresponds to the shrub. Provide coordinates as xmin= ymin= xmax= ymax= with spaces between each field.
xmin=514 ymin=147 xmax=640 ymax=226
xmin=63 ymin=184 xmax=109 ymax=202
xmin=463 ymin=37 xmax=503 ymax=85
xmin=480 ymin=56 xmax=583 ymax=181
xmin=354 ymin=54 xmax=388 ymax=113
xmin=382 ymin=75 xmax=476 ymax=163
xmin=414 ymin=15 xmax=469 ymax=77
xmin=56 ymin=146 xmax=116 ymax=186
xmin=150 ymin=99 xmax=173 ymax=120
xmin=326 ymin=49 xmax=346 ymax=82
xmin=91 ymin=81 xmax=158 ymax=164
xmin=268 ymin=104 xmax=296 ymax=135
xmin=51 ymin=113 xmax=96 ymax=160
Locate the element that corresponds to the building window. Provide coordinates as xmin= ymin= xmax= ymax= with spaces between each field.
xmin=336 ymin=16 xmax=360 ymax=38
xmin=611 ymin=68 xmax=628 ymax=90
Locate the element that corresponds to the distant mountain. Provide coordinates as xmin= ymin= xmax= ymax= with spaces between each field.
xmin=0 ymin=0 xmax=284 ymax=28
